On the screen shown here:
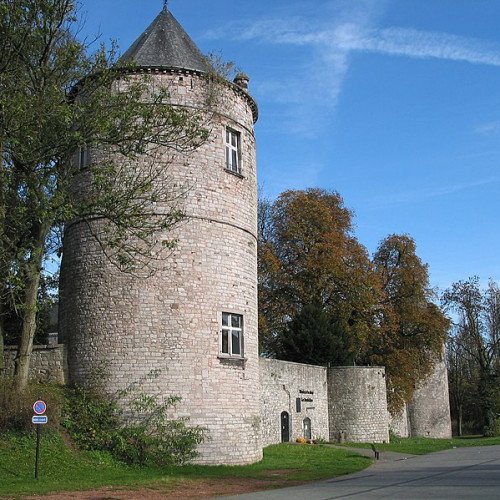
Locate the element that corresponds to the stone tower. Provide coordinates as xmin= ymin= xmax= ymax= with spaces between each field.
xmin=327 ymin=367 xmax=389 ymax=443
xmin=59 ymin=6 xmax=261 ymax=465
xmin=408 ymin=355 xmax=452 ymax=438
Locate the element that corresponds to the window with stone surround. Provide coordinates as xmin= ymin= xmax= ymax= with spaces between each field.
xmin=221 ymin=312 xmax=243 ymax=357
xmin=296 ymin=397 xmax=302 ymax=413
xmin=78 ymin=146 xmax=90 ymax=170
xmin=225 ymin=128 xmax=241 ymax=174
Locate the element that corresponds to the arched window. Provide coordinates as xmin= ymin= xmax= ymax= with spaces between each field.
xmin=303 ymin=417 xmax=311 ymax=440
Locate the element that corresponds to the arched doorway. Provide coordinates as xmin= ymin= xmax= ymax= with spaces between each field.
xmin=303 ymin=417 xmax=312 ymax=440
xmin=281 ymin=411 xmax=290 ymax=442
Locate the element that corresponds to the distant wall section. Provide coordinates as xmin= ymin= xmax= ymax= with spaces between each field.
xmin=408 ymin=356 xmax=452 ymax=438
xmin=3 ymin=345 xmax=67 ymax=384
xmin=389 ymin=406 xmax=410 ymax=438
xmin=260 ymin=358 xmax=329 ymax=446
xmin=328 ymin=367 xmax=389 ymax=443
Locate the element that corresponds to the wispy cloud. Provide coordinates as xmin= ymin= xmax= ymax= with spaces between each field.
xmin=208 ymin=18 xmax=500 ymax=67
xmin=206 ymin=17 xmax=323 ymax=45
xmin=341 ymin=27 xmax=500 ymax=66
xmin=205 ymin=7 xmax=500 ymax=130
xmin=205 ymin=2 xmax=379 ymax=135
xmin=475 ymin=121 xmax=500 ymax=136
xmin=262 ymin=161 xmax=325 ymax=199
xmin=368 ymin=176 xmax=500 ymax=208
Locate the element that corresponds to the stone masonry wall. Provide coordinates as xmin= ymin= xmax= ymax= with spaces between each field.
xmin=328 ymin=367 xmax=389 ymax=443
xmin=3 ymin=345 xmax=67 ymax=384
xmin=59 ymin=72 xmax=261 ymax=465
xmin=408 ymin=355 xmax=452 ymax=438
xmin=389 ymin=405 xmax=410 ymax=438
xmin=260 ymin=358 xmax=329 ymax=446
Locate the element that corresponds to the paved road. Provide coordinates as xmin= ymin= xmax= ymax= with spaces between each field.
xmin=223 ymin=445 xmax=500 ymax=499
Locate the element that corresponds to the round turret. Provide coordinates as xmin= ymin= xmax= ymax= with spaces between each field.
xmin=327 ymin=367 xmax=389 ymax=443
xmin=408 ymin=355 xmax=452 ymax=438
xmin=59 ymin=7 xmax=261 ymax=465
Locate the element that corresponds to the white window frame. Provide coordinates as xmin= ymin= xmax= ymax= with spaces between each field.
xmin=225 ymin=128 xmax=241 ymax=174
xmin=220 ymin=312 xmax=244 ymax=357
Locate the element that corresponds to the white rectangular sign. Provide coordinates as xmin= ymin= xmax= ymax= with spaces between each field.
xmin=32 ymin=415 xmax=48 ymax=424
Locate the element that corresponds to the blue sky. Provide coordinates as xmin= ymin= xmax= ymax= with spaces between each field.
xmin=79 ymin=0 xmax=500 ymax=294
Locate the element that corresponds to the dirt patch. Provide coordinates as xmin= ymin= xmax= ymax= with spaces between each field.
xmin=260 ymin=469 xmax=298 ymax=477
xmin=24 ymin=476 xmax=299 ymax=499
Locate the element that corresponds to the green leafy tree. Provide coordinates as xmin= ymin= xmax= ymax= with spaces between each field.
xmin=443 ymin=277 xmax=500 ymax=435
xmin=3 ymin=273 xmax=58 ymax=347
xmin=446 ymin=333 xmax=482 ymax=435
xmin=277 ymin=302 xmax=355 ymax=366
xmin=0 ymin=0 xmax=213 ymax=389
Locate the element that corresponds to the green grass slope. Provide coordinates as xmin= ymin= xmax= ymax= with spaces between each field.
xmin=0 ymin=432 xmax=370 ymax=496
xmin=342 ymin=435 xmax=500 ymax=455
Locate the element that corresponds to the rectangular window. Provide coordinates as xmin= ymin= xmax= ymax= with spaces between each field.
xmin=225 ymin=128 xmax=241 ymax=174
xmin=78 ymin=146 xmax=90 ymax=170
xmin=221 ymin=312 xmax=243 ymax=357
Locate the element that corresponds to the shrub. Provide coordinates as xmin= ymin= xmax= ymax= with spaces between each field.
xmin=313 ymin=437 xmax=327 ymax=444
xmin=62 ymin=385 xmax=121 ymax=450
xmin=107 ymin=394 xmax=206 ymax=466
xmin=389 ymin=430 xmax=402 ymax=443
xmin=484 ymin=417 xmax=500 ymax=437
xmin=62 ymin=387 xmax=206 ymax=466
xmin=0 ymin=378 xmax=64 ymax=432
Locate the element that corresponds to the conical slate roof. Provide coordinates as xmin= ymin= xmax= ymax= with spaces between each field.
xmin=119 ymin=6 xmax=209 ymax=73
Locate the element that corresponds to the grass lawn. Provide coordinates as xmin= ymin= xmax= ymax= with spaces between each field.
xmin=342 ymin=435 xmax=500 ymax=455
xmin=0 ymin=432 xmax=371 ymax=497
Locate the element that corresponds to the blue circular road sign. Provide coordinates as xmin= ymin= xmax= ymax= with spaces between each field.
xmin=33 ymin=400 xmax=47 ymax=415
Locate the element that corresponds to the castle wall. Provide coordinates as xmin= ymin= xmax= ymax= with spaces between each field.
xmin=59 ymin=72 xmax=261 ymax=465
xmin=389 ymin=406 xmax=410 ymax=438
xmin=408 ymin=355 xmax=452 ymax=438
xmin=3 ymin=345 xmax=67 ymax=384
xmin=6 ymin=342 xmax=452 ymax=447
xmin=327 ymin=367 xmax=389 ymax=443
xmin=260 ymin=358 xmax=329 ymax=446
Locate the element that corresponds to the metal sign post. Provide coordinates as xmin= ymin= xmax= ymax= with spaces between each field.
xmin=32 ymin=400 xmax=48 ymax=480
xmin=35 ymin=424 xmax=41 ymax=480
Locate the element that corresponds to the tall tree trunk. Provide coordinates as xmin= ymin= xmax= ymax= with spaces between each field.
xmin=0 ymin=155 xmax=5 ymax=376
xmin=478 ymin=372 xmax=495 ymax=436
xmin=0 ymin=313 xmax=4 ymax=375
xmin=457 ymin=405 xmax=462 ymax=437
xmin=13 ymin=224 xmax=47 ymax=392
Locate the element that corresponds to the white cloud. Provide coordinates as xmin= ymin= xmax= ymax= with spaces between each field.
xmin=205 ymin=18 xmax=325 ymax=45
xmin=204 ymin=2 xmax=379 ymax=134
xmin=205 ymin=3 xmax=500 ymax=142
xmin=475 ymin=121 xmax=500 ymax=136
xmin=367 ymin=176 xmax=500 ymax=208
xmin=262 ymin=161 xmax=325 ymax=199
xmin=208 ymin=17 xmax=500 ymax=67
xmin=206 ymin=12 xmax=500 ymax=109
xmin=343 ymin=27 xmax=500 ymax=66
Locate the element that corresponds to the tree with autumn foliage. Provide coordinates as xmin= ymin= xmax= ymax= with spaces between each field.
xmin=258 ymin=189 xmax=381 ymax=363
xmin=258 ymin=190 xmax=449 ymax=415
xmin=367 ymin=234 xmax=449 ymax=413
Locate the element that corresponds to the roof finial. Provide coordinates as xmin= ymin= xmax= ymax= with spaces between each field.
xmin=163 ymin=0 xmax=169 ymax=11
